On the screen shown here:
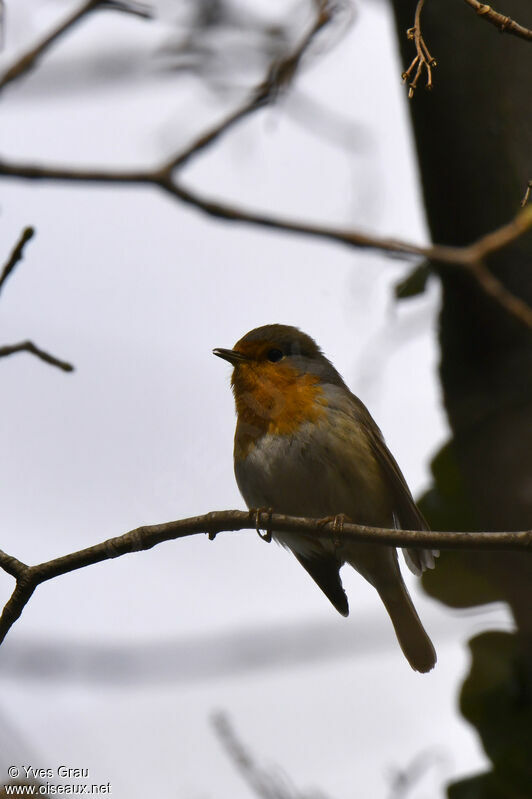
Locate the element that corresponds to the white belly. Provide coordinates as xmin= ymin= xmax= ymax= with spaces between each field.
xmin=234 ymin=417 xmax=392 ymax=559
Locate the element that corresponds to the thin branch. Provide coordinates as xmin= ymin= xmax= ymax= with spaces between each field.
xmin=463 ymin=206 xmax=532 ymax=260
xmin=521 ymin=180 xmax=532 ymax=208
xmin=387 ymin=750 xmax=447 ymax=799
xmin=169 ymin=180 xmax=532 ymax=264
xmin=166 ymin=178 xmax=438 ymax=258
xmin=0 ymin=0 xmax=5 ymax=50
xmin=99 ymin=0 xmax=152 ymax=19
xmin=0 ymin=340 xmax=74 ymax=371
xmin=0 ymin=0 xmax=531 ymax=329
xmin=212 ymin=712 xmax=331 ymax=799
xmin=0 ymin=160 xmax=154 ymax=184
xmin=402 ymin=0 xmax=437 ymax=98
xmin=0 ymin=226 xmax=34 ymax=294
xmin=212 ymin=712 xmax=291 ymax=799
xmin=0 ymin=509 xmax=531 ymax=647
xmin=2 ymin=159 xmax=532 ymax=328
xmin=0 ymin=231 xmax=75 ymax=372
xmin=463 ymin=0 xmax=532 ymax=41
xmin=257 ymin=0 xmax=333 ymax=99
xmin=0 ymin=0 xmax=98 ymax=92
xmin=164 ymin=0 xmax=334 ymax=173
xmin=457 ymin=208 xmax=532 ymax=327
xmin=166 ymin=182 xmax=532 ymax=331
xmin=0 ymin=0 xmax=153 ymax=93
xmin=165 ymin=94 xmax=268 ymax=175
xmin=467 ymin=260 xmax=532 ymax=329
xmin=1 ymin=154 xmax=531 ymax=270
xmin=2 ymin=151 xmax=532 ymax=327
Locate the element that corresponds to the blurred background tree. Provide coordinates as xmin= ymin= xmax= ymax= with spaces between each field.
xmin=391 ymin=1 xmax=532 ymax=796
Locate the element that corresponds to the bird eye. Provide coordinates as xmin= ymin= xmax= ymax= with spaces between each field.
xmin=267 ymin=348 xmax=284 ymax=363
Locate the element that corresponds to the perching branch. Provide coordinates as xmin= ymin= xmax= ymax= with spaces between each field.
xmin=0 ymin=508 xmax=531 ymax=647
xmin=0 ymin=0 xmax=153 ymax=93
xmin=402 ymin=0 xmax=436 ymax=97
xmin=463 ymin=0 xmax=532 ymax=41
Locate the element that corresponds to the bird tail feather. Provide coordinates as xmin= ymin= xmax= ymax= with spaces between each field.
xmin=378 ymin=583 xmax=436 ymax=673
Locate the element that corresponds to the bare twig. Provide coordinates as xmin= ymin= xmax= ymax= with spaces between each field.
xmin=99 ymin=0 xmax=152 ymax=19
xmin=165 ymin=0 xmax=334 ymax=174
xmin=165 ymin=95 xmax=268 ymax=175
xmin=0 ymin=0 xmax=153 ymax=93
xmin=521 ymin=180 xmax=532 ymax=208
xmin=463 ymin=207 xmax=532 ymax=260
xmin=463 ymin=0 xmax=532 ymax=41
xmin=0 ymin=230 xmax=75 ymax=372
xmin=0 ymin=0 xmax=5 ymax=50
xmin=0 ymin=341 xmax=74 ymax=371
xmin=0 ymin=509 xmax=531 ymax=647
xmin=0 ymin=161 xmax=153 ymax=184
xmin=468 ymin=261 xmax=532 ymax=329
xmin=2 ymin=153 xmax=532 ymax=326
xmin=0 ymin=0 xmax=98 ymax=91
xmin=0 ymin=0 xmax=530 ymax=329
xmin=169 ymin=181 xmax=532 ymax=269
xmin=0 ymin=226 xmax=34 ymax=294
xmin=257 ymin=0 xmax=333 ymax=100
xmin=458 ymin=209 xmax=532 ymax=328
xmin=402 ymin=0 xmax=436 ymax=98
xmin=212 ymin=712 xmax=331 ymax=799
xmin=387 ymin=749 xmax=447 ymax=799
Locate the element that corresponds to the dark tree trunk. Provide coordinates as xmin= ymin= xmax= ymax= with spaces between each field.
xmin=388 ymin=1 xmax=532 ymax=795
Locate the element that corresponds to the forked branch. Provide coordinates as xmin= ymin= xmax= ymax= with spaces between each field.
xmin=403 ymin=0 xmax=437 ymax=97
xmin=0 ymin=229 xmax=75 ymax=371
xmin=0 ymin=341 xmax=74 ymax=371
xmin=1 ymin=1 xmax=531 ymax=330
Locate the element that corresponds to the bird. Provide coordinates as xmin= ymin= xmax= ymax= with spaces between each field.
xmin=213 ymin=324 xmax=437 ymax=672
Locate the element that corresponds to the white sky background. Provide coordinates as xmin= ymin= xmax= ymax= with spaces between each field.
xmin=0 ymin=0 xmax=514 ymax=797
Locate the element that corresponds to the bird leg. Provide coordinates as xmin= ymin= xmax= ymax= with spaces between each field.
xmin=253 ymin=507 xmax=273 ymax=542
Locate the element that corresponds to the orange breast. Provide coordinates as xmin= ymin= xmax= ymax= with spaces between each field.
xmin=232 ymin=362 xmax=327 ymax=459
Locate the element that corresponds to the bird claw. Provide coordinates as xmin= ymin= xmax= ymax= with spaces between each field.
xmin=254 ymin=508 xmax=273 ymax=542
xmin=318 ymin=513 xmax=349 ymax=548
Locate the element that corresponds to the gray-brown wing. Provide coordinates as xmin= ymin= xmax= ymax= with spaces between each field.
xmin=348 ymin=392 xmax=437 ymax=575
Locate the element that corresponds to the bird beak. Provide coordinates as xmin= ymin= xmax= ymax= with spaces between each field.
xmin=213 ymin=347 xmax=249 ymax=365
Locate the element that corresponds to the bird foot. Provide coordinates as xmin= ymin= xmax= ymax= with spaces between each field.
xmin=317 ymin=513 xmax=350 ymax=548
xmin=253 ymin=508 xmax=273 ymax=542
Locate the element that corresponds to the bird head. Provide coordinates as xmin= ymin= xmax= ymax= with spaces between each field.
xmin=213 ymin=325 xmax=345 ymax=435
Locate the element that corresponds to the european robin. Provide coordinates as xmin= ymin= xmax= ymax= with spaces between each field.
xmin=214 ymin=324 xmax=437 ymax=673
